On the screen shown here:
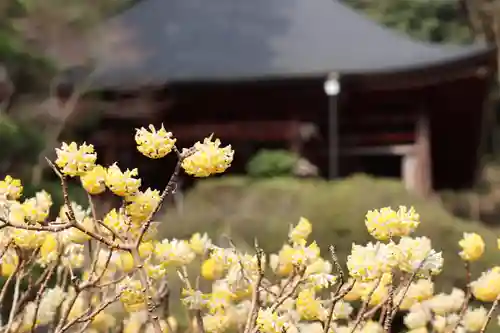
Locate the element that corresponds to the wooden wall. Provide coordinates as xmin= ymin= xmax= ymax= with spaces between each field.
xmin=85 ymin=75 xmax=489 ymax=192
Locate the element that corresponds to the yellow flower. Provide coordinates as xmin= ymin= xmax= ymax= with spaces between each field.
xmin=181 ymin=135 xmax=234 ymax=177
xmin=256 ymin=308 xmax=289 ymax=333
xmin=396 ymin=237 xmax=443 ymax=277
xmin=105 ymin=163 xmax=141 ymax=197
xmin=463 ymin=307 xmax=488 ymax=332
xmin=207 ymin=285 xmax=234 ymax=314
xmin=123 ymin=316 xmax=142 ymax=333
xmin=296 ymin=289 xmax=326 ymax=321
xmin=407 ymin=328 xmax=428 ymax=333
xmin=397 ymin=279 xmax=434 ymax=310
xmin=201 ymin=258 xmax=224 ymax=280
xmin=269 ymin=246 xmax=294 ymax=276
xmin=0 ymin=175 xmax=23 ymax=200
xmin=289 ymin=217 xmax=312 ymax=244
xmin=144 ymin=261 xmax=167 ymax=280
xmin=189 ymin=232 xmax=212 ymax=255
xmin=103 ymin=209 xmax=130 ymax=236
xmin=135 ymin=124 xmax=176 ymax=159
xmin=358 ymin=320 xmax=384 ymax=333
xmin=428 ymin=289 xmax=464 ymax=316
xmin=343 ymin=279 xmax=364 ymax=301
xmin=471 ymin=268 xmax=500 ymax=302
xmin=8 ymin=201 xmax=26 ymax=224
xmin=138 ymin=241 xmax=155 ymax=258
xmin=91 ymin=311 xmax=116 ymax=331
xmin=65 ymin=217 xmax=94 ymax=244
xmin=115 ymin=251 xmax=135 ymax=273
xmin=22 ymin=191 xmax=52 ymax=224
xmin=155 ymin=239 xmax=196 ymax=266
xmin=125 ymin=188 xmax=160 ymax=224
xmin=203 ymin=313 xmax=231 ymax=333
xmin=346 ymin=242 xmax=397 ymax=281
xmin=363 ymin=279 xmax=390 ymax=307
xmin=11 ymin=229 xmax=46 ymax=249
xmin=459 ymin=233 xmax=485 ymax=262
xmin=365 ymin=206 xmax=420 ymax=241
xmin=1 ymin=249 xmax=19 ymax=277
xmin=404 ymin=306 xmax=430 ymax=330
xmin=81 ymin=165 xmax=107 ymax=195
xmin=118 ymin=277 xmax=147 ymax=312
xmin=55 ymin=142 xmax=97 ymax=177
xmin=39 ymin=234 xmax=59 ymax=266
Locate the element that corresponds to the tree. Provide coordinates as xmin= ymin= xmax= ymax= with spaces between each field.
xmin=341 ymin=0 xmax=473 ymax=43
xmin=0 ymin=0 xmax=131 ymax=186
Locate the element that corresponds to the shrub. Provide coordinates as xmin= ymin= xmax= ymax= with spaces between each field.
xmin=159 ymin=176 xmax=500 ymax=292
xmin=246 ymin=149 xmax=299 ymax=178
xmin=0 ymin=125 xmax=499 ymax=333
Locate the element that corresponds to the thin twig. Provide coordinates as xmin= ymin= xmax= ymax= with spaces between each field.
xmin=324 ymin=280 xmax=356 ymax=332
xmin=479 ymin=294 xmax=500 ymax=333
xmin=5 ymin=269 xmax=23 ymax=333
xmin=447 ymin=261 xmax=472 ymax=333
xmin=350 ymin=277 xmax=382 ymax=333
xmin=30 ymin=264 xmax=57 ymax=333
xmin=390 ymin=256 xmax=430 ymax=322
xmin=131 ymin=249 xmax=164 ymax=333
xmin=135 ymin=147 xmax=186 ymax=248
xmin=383 ymin=281 xmax=395 ymax=332
xmin=243 ymin=246 xmax=265 ymax=333
xmin=323 ymin=245 xmax=349 ymax=333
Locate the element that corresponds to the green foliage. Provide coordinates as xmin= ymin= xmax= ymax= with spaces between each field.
xmin=0 ymin=114 xmax=45 ymax=174
xmin=159 ymin=175 xmax=500 ymax=291
xmin=246 ymin=149 xmax=299 ymax=178
xmin=342 ymin=0 xmax=473 ymax=43
xmin=0 ymin=0 xmax=132 ymax=94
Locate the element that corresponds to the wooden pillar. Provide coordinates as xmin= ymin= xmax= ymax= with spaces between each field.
xmin=403 ymin=113 xmax=433 ymax=197
xmin=289 ymin=119 xmax=302 ymax=155
xmin=402 ymin=153 xmax=417 ymax=192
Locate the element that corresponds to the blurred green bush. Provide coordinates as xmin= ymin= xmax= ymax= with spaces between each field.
xmin=159 ymin=174 xmax=500 ymax=292
xmin=0 ymin=114 xmax=45 ymax=174
xmin=246 ymin=149 xmax=299 ymax=178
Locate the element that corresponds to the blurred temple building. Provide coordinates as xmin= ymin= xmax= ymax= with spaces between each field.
xmin=63 ymin=0 xmax=497 ymax=197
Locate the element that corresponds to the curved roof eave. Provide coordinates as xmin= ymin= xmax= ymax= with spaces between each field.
xmin=85 ymin=45 xmax=496 ymax=92
xmin=71 ymin=0 xmax=496 ymax=91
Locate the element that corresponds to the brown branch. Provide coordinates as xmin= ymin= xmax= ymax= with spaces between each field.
xmin=447 ymin=261 xmax=472 ymax=333
xmin=131 ymin=249 xmax=163 ymax=333
xmin=479 ymin=293 xmax=500 ymax=333
xmin=135 ymin=147 xmax=185 ymax=248
xmin=323 ymin=245 xmax=350 ymax=333
xmin=243 ymin=246 xmax=265 ymax=333
xmin=350 ymin=277 xmax=382 ymax=333
xmin=324 ymin=280 xmax=356 ymax=332
xmin=60 ymin=294 xmax=120 ymax=333
xmin=30 ymin=264 xmax=57 ymax=333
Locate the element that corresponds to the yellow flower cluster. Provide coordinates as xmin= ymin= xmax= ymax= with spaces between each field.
xmin=365 ymin=206 xmax=420 ymax=240
xmin=3 ymin=122 xmax=500 ymax=333
xmin=0 ymin=124 xmax=238 ymax=333
xmin=135 ymin=124 xmax=176 ymax=159
xmin=0 ymin=175 xmax=23 ymax=200
xmin=55 ymin=142 xmax=97 ymax=176
xmin=459 ymin=232 xmax=485 ymax=262
xmin=181 ymin=135 xmax=234 ymax=177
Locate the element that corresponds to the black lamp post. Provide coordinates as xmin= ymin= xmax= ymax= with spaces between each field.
xmin=323 ymin=73 xmax=341 ymax=179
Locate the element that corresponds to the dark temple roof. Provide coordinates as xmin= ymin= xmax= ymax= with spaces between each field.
xmin=86 ymin=0 xmax=493 ymax=89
